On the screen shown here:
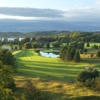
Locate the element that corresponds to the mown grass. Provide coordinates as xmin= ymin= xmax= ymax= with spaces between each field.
xmin=13 ymin=49 xmax=100 ymax=100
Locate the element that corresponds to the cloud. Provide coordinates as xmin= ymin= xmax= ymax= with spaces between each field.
xmin=96 ymin=0 xmax=100 ymax=5
xmin=0 ymin=14 xmax=62 ymax=21
xmin=0 ymin=2 xmax=6 ymax=7
xmin=62 ymin=8 xmax=100 ymax=21
xmin=0 ymin=7 xmax=100 ymax=22
xmin=0 ymin=7 xmax=64 ymax=18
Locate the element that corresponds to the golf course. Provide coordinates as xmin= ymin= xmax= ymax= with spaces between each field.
xmin=13 ymin=49 xmax=100 ymax=100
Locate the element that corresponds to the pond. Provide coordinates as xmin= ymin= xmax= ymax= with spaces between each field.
xmin=2 ymin=45 xmax=11 ymax=50
xmin=39 ymin=51 xmax=59 ymax=58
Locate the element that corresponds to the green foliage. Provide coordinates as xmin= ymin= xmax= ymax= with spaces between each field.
xmin=96 ymin=50 xmax=100 ymax=57
xmin=65 ymin=49 xmax=72 ymax=61
xmin=14 ymin=46 xmax=18 ymax=50
xmin=77 ymin=67 xmax=100 ymax=91
xmin=52 ymin=41 xmax=61 ymax=48
xmin=77 ymin=68 xmax=99 ymax=83
xmin=18 ymin=44 xmax=23 ymax=50
xmin=0 ymin=49 xmax=16 ymax=67
xmin=84 ymin=49 xmax=87 ymax=53
xmin=60 ymin=43 xmax=81 ymax=62
xmin=0 ymin=62 xmax=16 ymax=90
xmin=24 ymin=42 xmax=32 ymax=49
xmin=3 ymin=38 xmax=8 ymax=45
xmin=46 ymin=43 xmax=50 ymax=48
xmin=23 ymin=80 xmax=50 ymax=100
xmin=32 ymin=42 xmax=40 ymax=49
xmin=21 ymin=37 xmax=30 ymax=45
xmin=0 ymin=87 xmax=14 ymax=100
xmin=86 ymin=42 xmax=90 ymax=47
xmin=93 ymin=44 xmax=99 ymax=49
xmin=73 ymin=50 xmax=80 ymax=62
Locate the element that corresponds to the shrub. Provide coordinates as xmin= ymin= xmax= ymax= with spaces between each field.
xmin=77 ymin=68 xmax=99 ymax=83
xmin=23 ymin=80 xmax=50 ymax=100
xmin=77 ymin=67 xmax=100 ymax=91
xmin=90 ymin=53 xmax=94 ymax=57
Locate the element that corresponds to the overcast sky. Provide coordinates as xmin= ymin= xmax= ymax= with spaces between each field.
xmin=0 ymin=0 xmax=100 ymax=31
xmin=0 ymin=0 xmax=100 ymax=10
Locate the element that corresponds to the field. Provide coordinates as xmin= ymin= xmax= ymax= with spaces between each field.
xmin=13 ymin=49 xmax=100 ymax=100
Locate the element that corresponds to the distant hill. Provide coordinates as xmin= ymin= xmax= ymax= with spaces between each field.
xmin=0 ymin=31 xmax=100 ymax=38
xmin=0 ymin=31 xmax=70 ymax=38
xmin=0 ymin=32 xmax=24 ymax=38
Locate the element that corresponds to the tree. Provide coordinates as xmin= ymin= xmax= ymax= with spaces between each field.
xmin=15 ymin=46 xmax=18 ymax=50
xmin=24 ymin=42 xmax=32 ymax=49
xmin=0 ymin=61 xmax=16 ymax=90
xmin=31 ymin=37 xmax=36 ymax=42
xmin=96 ymin=50 xmax=100 ymax=57
xmin=10 ymin=44 xmax=14 ymax=50
xmin=2 ymin=38 xmax=8 ymax=45
xmin=86 ymin=42 xmax=90 ymax=47
xmin=32 ymin=42 xmax=40 ymax=49
xmin=52 ymin=41 xmax=61 ymax=48
xmin=0 ymin=49 xmax=16 ymax=67
xmin=21 ymin=37 xmax=30 ymax=45
xmin=18 ymin=42 xmax=23 ymax=50
xmin=71 ymin=48 xmax=76 ymax=59
xmin=19 ymin=44 xmax=22 ymax=50
xmin=13 ymin=38 xmax=19 ymax=45
xmin=65 ymin=50 xmax=72 ymax=61
xmin=46 ymin=43 xmax=50 ymax=48
xmin=73 ymin=50 xmax=80 ymax=62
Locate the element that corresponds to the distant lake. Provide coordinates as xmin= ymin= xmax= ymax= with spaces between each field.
xmin=0 ymin=38 xmax=23 ymax=41
xmin=39 ymin=51 xmax=59 ymax=58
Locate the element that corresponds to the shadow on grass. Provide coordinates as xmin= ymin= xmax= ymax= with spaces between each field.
xmin=69 ymin=96 xmax=100 ymax=100
xmin=14 ymin=86 xmax=72 ymax=100
xmin=82 ymin=58 xmax=100 ymax=64
xmin=15 ymin=59 xmax=83 ymax=82
xmin=14 ymin=86 xmax=100 ymax=100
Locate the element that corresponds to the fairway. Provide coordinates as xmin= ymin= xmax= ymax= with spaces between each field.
xmin=14 ymin=49 xmax=88 ymax=82
xmin=14 ymin=49 xmax=100 ymax=100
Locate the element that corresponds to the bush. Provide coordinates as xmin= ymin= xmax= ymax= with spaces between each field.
xmin=77 ymin=68 xmax=100 ymax=91
xmin=90 ymin=53 xmax=94 ymax=57
xmin=0 ymin=49 xmax=16 ymax=67
xmin=77 ymin=68 xmax=99 ymax=83
xmin=23 ymin=80 xmax=50 ymax=100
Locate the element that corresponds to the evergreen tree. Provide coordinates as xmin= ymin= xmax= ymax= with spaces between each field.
xmin=65 ymin=50 xmax=72 ymax=61
xmin=15 ymin=46 xmax=18 ymax=50
xmin=73 ymin=50 xmax=80 ymax=62
xmin=46 ymin=43 xmax=50 ymax=48
xmin=87 ymin=42 xmax=90 ymax=47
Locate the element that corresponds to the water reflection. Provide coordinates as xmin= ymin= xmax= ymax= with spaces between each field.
xmin=40 ymin=51 xmax=59 ymax=58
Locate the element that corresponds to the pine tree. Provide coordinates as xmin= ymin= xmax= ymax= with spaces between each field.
xmin=73 ymin=50 xmax=80 ymax=62
xmin=87 ymin=42 xmax=90 ymax=47
xmin=65 ymin=50 xmax=72 ymax=61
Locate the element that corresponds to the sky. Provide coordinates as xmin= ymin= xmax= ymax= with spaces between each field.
xmin=0 ymin=0 xmax=100 ymax=10
xmin=0 ymin=0 xmax=100 ymax=32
